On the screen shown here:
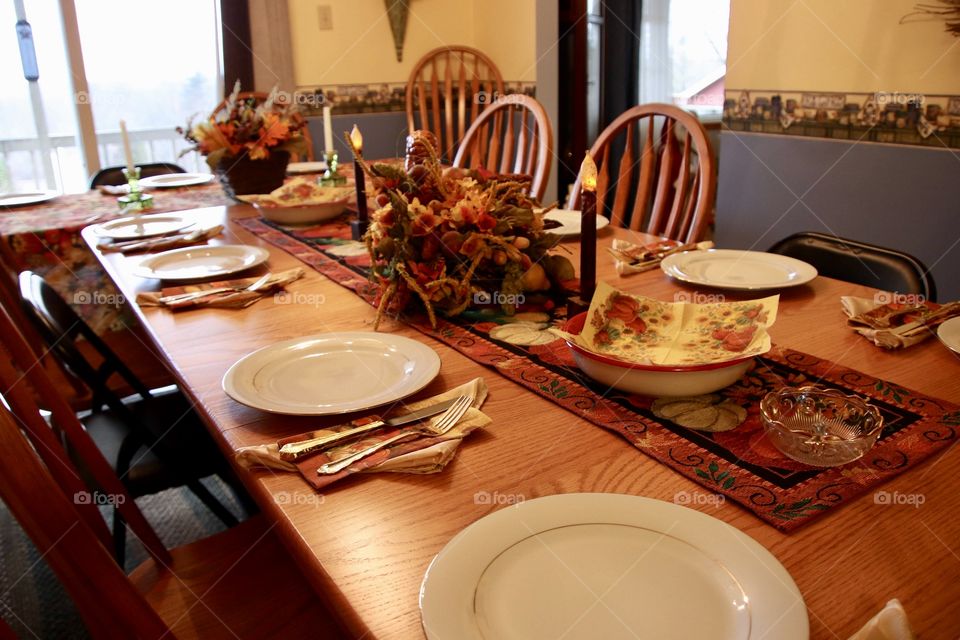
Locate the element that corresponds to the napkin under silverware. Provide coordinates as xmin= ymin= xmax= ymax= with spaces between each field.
xmin=234 ymin=377 xmax=490 ymax=483
xmin=847 ymin=599 xmax=914 ymax=640
xmin=841 ymin=297 xmax=960 ymax=349
xmin=609 ymin=238 xmax=714 ymax=274
xmin=136 ymin=267 xmax=304 ymax=310
xmin=97 ymin=225 xmax=223 ymax=254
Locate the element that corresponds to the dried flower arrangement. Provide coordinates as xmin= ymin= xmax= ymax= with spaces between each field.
xmin=352 ymin=131 xmax=574 ymax=329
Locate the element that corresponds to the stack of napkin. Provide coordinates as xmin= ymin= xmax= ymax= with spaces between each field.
xmin=552 ymin=282 xmax=778 ymax=366
xmin=842 ymin=297 xmax=960 ymax=349
xmin=97 ymin=225 xmax=224 ymax=254
xmin=608 ymin=238 xmax=714 ymax=275
xmin=235 ymin=377 xmax=490 ymax=490
xmin=137 ymin=267 xmax=304 ymax=310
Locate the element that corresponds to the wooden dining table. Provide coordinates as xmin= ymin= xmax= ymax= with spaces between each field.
xmin=82 ymin=204 xmax=960 ymax=639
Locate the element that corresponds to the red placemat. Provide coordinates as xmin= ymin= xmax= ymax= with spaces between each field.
xmin=238 ymin=217 xmax=960 ymax=530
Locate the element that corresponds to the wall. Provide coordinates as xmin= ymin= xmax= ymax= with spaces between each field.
xmin=716 ymin=0 xmax=960 ymax=300
xmin=474 ymin=0 xmax=537 ymax=83
xmin=726 ymin=0 xmax=959 ymax=93
xmin=288 ymin=0 xmax=537 ymax=88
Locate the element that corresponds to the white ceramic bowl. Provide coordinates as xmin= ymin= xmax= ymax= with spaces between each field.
xmin=252 ymin=199 xmax=349 ymax=225
xmin=560 ymin=313 xmax=754 ymax=397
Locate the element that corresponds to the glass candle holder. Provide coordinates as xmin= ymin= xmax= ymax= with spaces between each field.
xmin=319 ymin=151 xmax=347 ymax=186
xmin=117 ymin=167 xmax=154 ymax=211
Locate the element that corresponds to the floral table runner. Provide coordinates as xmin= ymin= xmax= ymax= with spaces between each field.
xmin=238 ymin=216 xmax=960 ymax=531
xmin=1 ymin=183 xmax=235 ymax=331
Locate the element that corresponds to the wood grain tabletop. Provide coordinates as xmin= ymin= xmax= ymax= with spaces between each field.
xmin=83 ymin=206 xmax=960 ymax=640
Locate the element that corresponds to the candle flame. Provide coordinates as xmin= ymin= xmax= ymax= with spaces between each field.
xmin=350 ymin=125 xmax=363 ymax=153
xmin=580 ymin=153 xmax=597 ymax=192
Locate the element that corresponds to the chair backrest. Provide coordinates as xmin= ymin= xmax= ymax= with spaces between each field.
xmin=768 ymin=232 xmax=937 ymax=301
xmin=406 ymin=45 xmax=505 ymax=162
xmin=0 ymin=302 xmax=170 ymax=566
xmin=452 ymin=94 xmax=553 ymax=202
xmin=0 ymin=398 xmax=170 ymax=638
xmin=89 ymin=162 xmax=187 ymax=189
xmin=567 ymin=103 xmax=716 ymax=244
xmin=212 ymin=91 xmax=315 ymax=162
xmin=19 ymin=271 xmax=152 ymax=414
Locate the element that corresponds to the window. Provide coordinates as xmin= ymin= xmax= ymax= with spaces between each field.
xmin=639 ymin=0 xmax=729 ymax=119
xmin=1 ymin=0 xmax=221 ymax=194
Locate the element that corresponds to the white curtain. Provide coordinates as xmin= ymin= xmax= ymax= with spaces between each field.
xmin=638 ymin=0 xmax=671 ymax=104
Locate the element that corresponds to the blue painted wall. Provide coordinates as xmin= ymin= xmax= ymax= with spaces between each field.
xmin=306 ymin=112 xmax=409 ymax=162
xmin=715 ymin=131 xmax=959 ymax=301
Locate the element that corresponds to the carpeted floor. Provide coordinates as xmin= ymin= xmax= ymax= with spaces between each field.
xmin=0 ymin=475 xmax=246 ymax=639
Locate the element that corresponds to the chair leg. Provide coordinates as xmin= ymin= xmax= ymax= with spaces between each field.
xmin=186 ymin=479 xmax=239 ymax=527
xmin=112 ymin=507 xmax=127 ymax=568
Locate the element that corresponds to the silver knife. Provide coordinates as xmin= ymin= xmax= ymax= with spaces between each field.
xmin=277 ymin=397 xmax=458 ymax=461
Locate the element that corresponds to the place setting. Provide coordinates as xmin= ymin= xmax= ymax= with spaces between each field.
xmin=90 ymin=211 xmax=227 ymax=254
xmin=138 ymin=173 xmax=215 ymax=189
xmin=225 ymin=331 xmax=492 ymax=489
xmin=0 ymin=190 xmax=60 ymax=207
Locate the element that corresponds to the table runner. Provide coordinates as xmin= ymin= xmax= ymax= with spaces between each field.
xmin=238 ymin=216 xmax=960 ymax=531
xmin=2 ymin=183 xmax=234 ymax=331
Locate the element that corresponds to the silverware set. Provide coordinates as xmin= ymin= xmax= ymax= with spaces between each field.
xmin=276 ymin=394 xmax=473 ymax=474
xmin=157 ymin=273 xmax=272 ymax=304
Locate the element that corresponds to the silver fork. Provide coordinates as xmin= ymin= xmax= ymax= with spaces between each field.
xmin=317 ymin=395 xmax=473 ymax=475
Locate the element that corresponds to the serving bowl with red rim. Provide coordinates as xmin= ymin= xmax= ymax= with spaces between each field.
xmin=560 ymin=312 xmax=755 ymax=397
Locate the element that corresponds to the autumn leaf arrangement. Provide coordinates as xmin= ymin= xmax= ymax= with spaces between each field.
xmin=351 ymin=130 xmax=574 ymax=329
xmin=179 ymin=81 xmax=308 ymax=170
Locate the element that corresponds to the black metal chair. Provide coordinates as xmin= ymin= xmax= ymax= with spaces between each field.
xmin=89 ymin=162 xmax=187 ymax=188
xmin=768 ymin=232 xmax=937 ymax=301
xmin=18 ymin=271 xmax=250 ymax=565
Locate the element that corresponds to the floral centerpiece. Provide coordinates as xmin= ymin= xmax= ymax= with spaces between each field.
xmin=179 ymin=82 xmax=308 ymax=196
xmin=353 ymin=130 xmax=574 ymax=329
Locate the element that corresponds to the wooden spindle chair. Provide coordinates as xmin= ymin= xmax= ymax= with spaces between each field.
xmin=568 ymin=103 xmax=716 ymax=244
xmin=452 ymin=94 xmax=553 ymax=202
xmin=0 ymin=304 xmax=170 ymax=565
xmin=406 ymin=45 xmax=505 ymax=162
xmin=212 ymin=91 xmax=315 ymax=162
xmin=0 ymin=390 xmax=347 ymax=639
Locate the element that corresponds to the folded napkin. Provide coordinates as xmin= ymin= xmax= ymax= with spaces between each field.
xmin=96 ymin=184 xmax=129 ymax=196
xmin=609 ymin=238 xmax=714 ymax=275
xmin=235 ymin=377 xmax=490 ymax=491
xmin=841 ymin=297 xmax=960 ymax=349
xmin=847 ymin=599 xmax=914 ymax=640
xmin=96 ymin=225 xmax=224 ymax=254
xmin=551 ymin=281 xmax=778 ymax=366
xmin=136 ymin=267 xmax=304 ymax=310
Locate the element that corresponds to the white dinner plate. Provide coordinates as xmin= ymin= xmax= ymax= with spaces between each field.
xmin=542 ymin=209 xmax=610 ymax=237
xmin=937 ymin=317 xmax=960 ymax=355
xmin=661 ymin=249 xmax=817 ymax=290
xmin=0 ymin=191 xmax=59 ymax=207
xmin=132 ymin=244 xmax=269 ymax=281
xmin=91 ymin=214 xmax=192 ymax=240
xmin=286 ymin=161 xmax=328 ymax=175
xmin=222 ymin=332 xmax=441 ymax=415
xmin=421 ymin=494 xmax=808 ymax=640
xmin=138 ymin=173 xmax=214 ymax=189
